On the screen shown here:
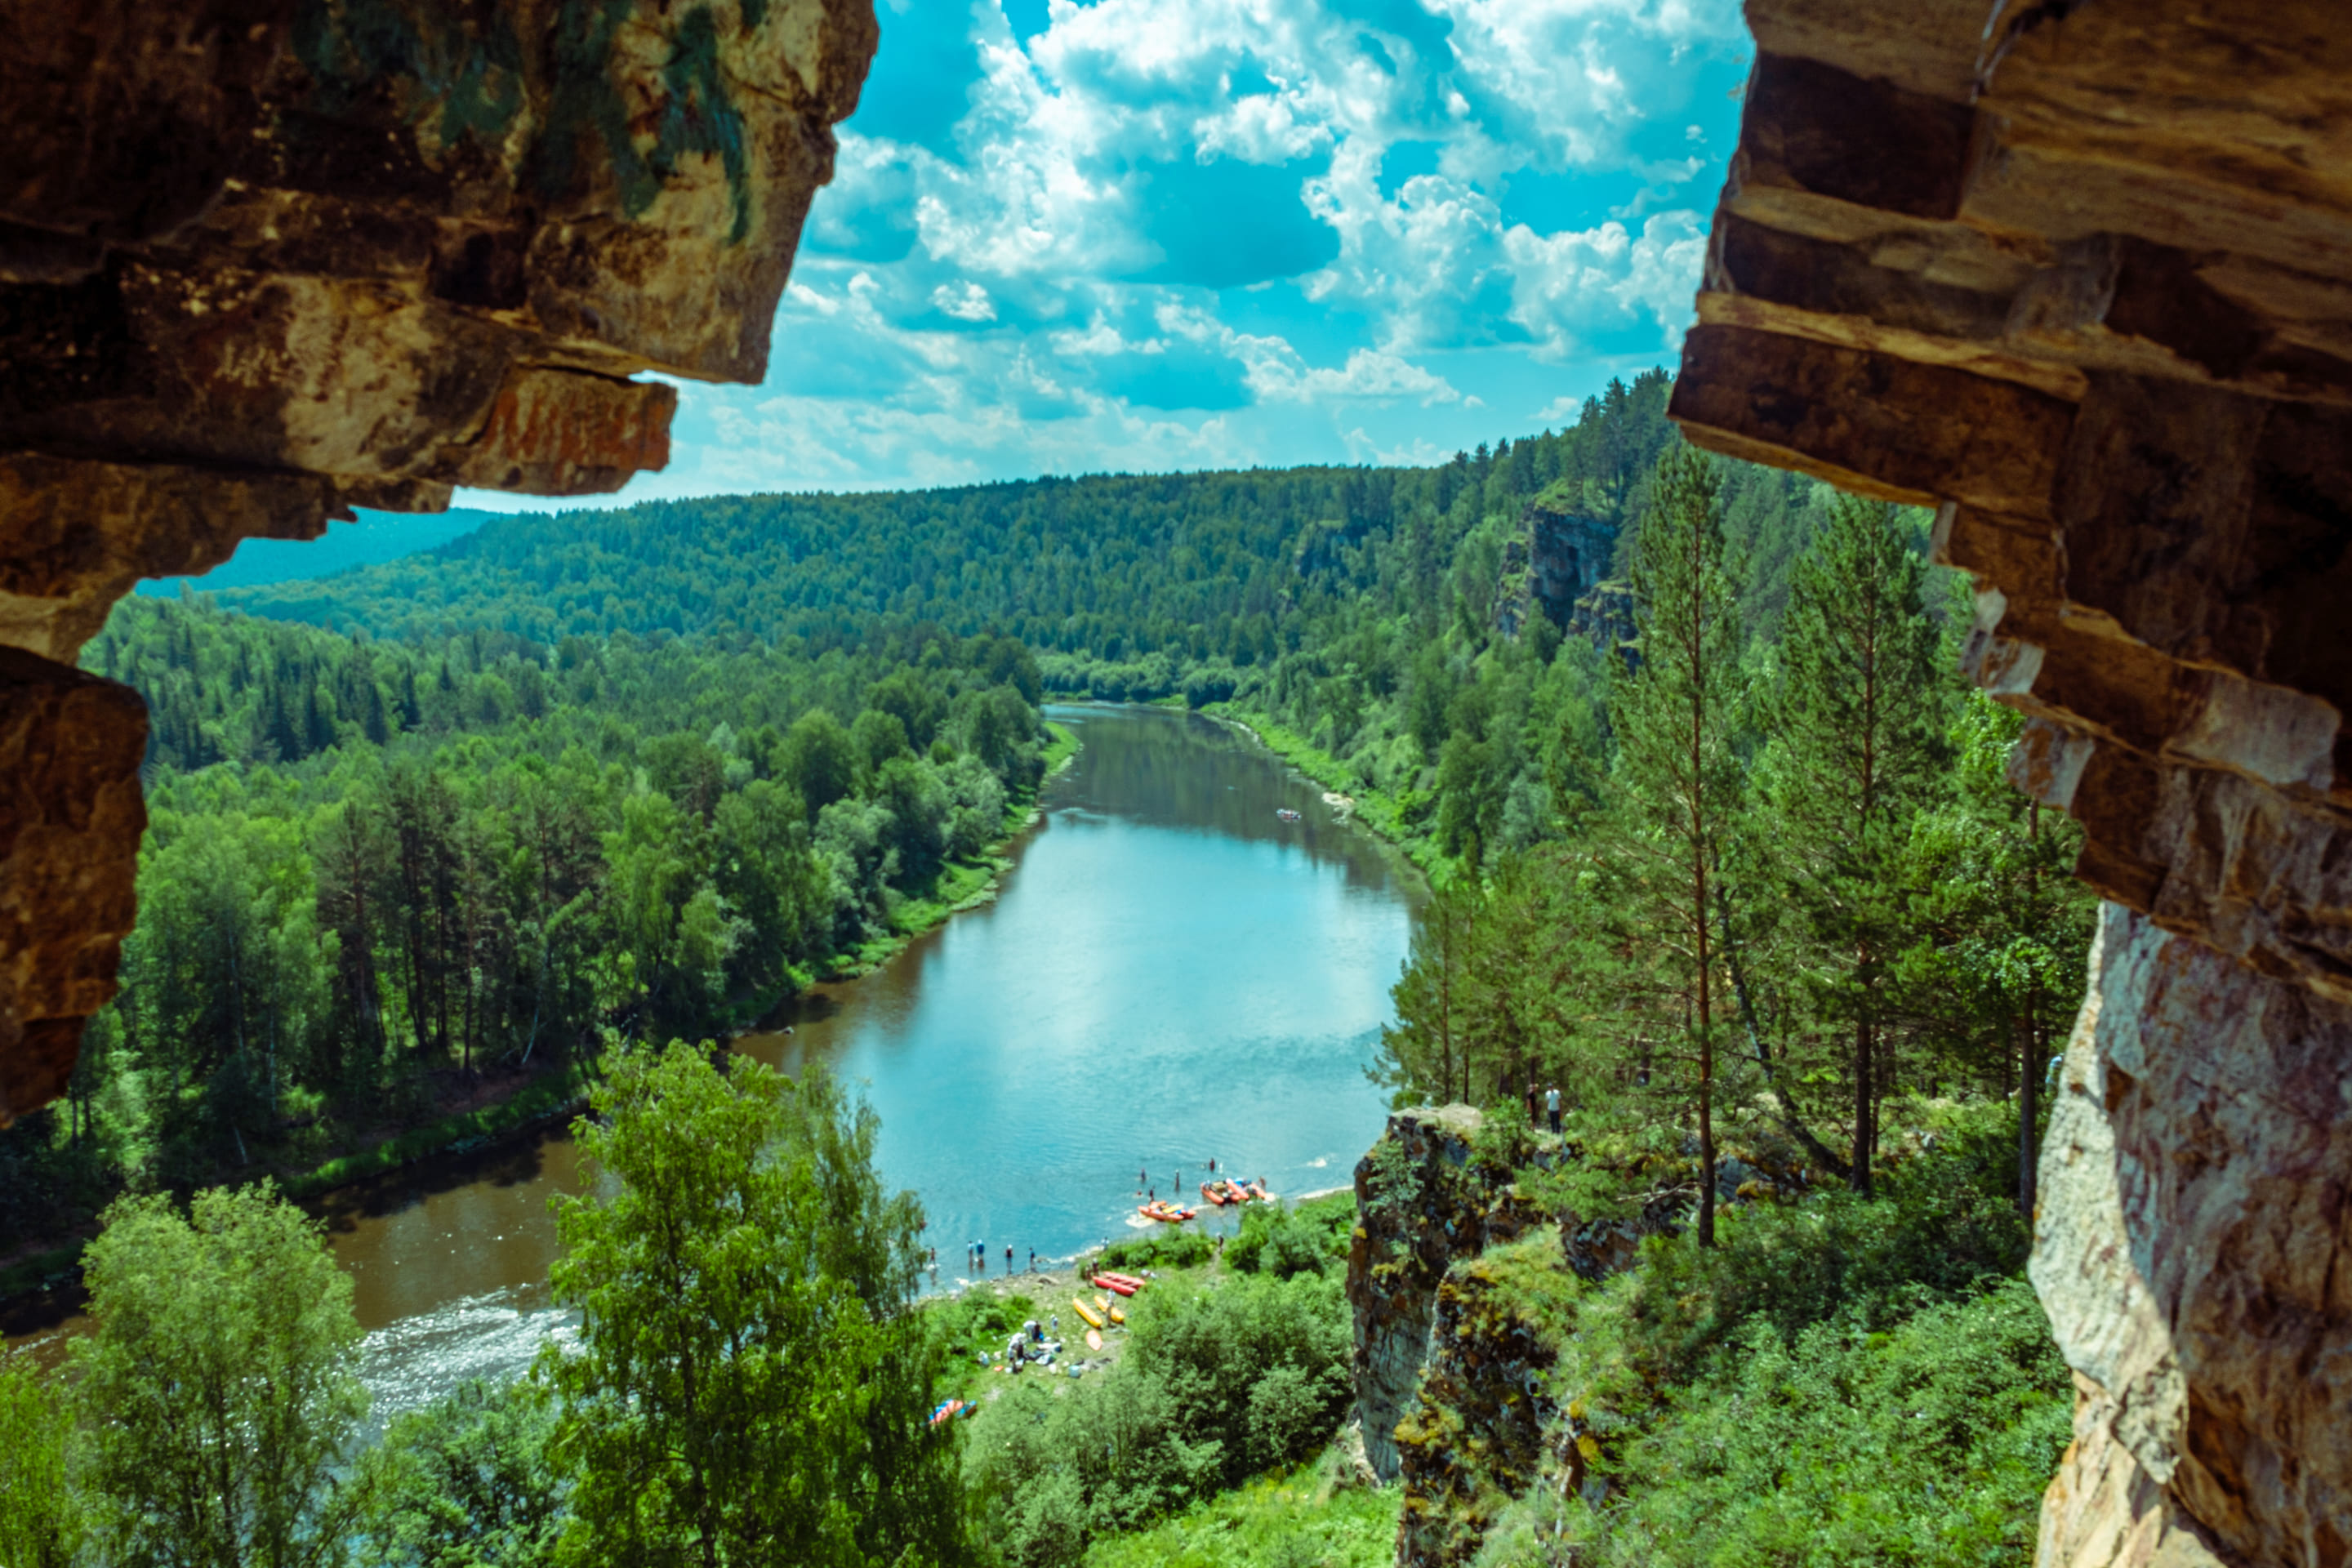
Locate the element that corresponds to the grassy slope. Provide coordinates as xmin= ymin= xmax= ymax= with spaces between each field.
xmin=1085 ymin=1468 xmax=1399 ymax=1568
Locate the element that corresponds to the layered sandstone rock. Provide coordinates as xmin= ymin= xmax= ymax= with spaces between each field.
xmin=0 ymin=0 xmax=877 ymax=1119
xmin=0 ymin=651 xmax=147 ymax=1125
xmin=1673 ymin=3 xmax=2352 ymax=1561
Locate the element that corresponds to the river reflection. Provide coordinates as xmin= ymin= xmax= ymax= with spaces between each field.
xmin=8 ymin=704 xmax=1419 ymax=1422
xmin=740 ymin=705 xmax=1418 ymax=1275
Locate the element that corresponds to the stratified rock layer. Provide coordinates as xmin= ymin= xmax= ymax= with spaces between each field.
xmin=0 ymin=649 xmax=146 ymax=1125
xmin=1674 ymin=4 xmax=2352 ymax=1561
xmin=0 ymin=0 xmax=877 ymax=1119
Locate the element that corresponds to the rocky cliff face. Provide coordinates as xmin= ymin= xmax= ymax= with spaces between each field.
xmin=0 ymin=0 xmax=877 ymax=1120
xmin=1391 ymin=1233 xmax=1574 ymax=1568
xmin=1347 ymin=1106 xmax=1550 ymax=1485
xmin=1670 ymin=3 xmax=2352 ymax=1560
xmin=2034 ymin=904 xmax=2352 ymax=1568
xmin=1494 ymin=500 xmax=1615 ymax=642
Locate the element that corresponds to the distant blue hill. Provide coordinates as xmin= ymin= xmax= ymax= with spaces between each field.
xmin=137 ymin=507 xmax=510 ymax=596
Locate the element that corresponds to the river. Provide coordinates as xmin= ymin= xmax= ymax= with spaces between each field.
xmin=11 ymin=705 xmax=1421 ymax=1430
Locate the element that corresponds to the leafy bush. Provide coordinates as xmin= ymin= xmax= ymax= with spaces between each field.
xmin=930 ymin=1290 xmax=1041 ymax=1362
xmin=1517 ymin=1107 xmax=2065 ymax=1568
xmin=1550 ymin=1281 xmax=2069 ymax=1567
xmin=965 ymin=1272 xmax=1352 ymax=1566
xmin=1226 ymin=1193 xmax=1353 ymax=1281
xmin=1083 ymin=1462 xmax=1400 ymax=1568
xmin=1608 ymin=1107 xmax=2030 ymax=1386
xmin=1099 ymin=1227 xmax=1214 ymax=1272
xmin=354 ymin=1379 xmax=568 ymax=1568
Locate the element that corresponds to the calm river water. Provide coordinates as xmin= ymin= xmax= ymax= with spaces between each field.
xmin=11 ymin=705 xmax=1420 ymax=1428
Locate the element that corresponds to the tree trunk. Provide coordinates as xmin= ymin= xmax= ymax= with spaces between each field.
xmin=2018 ymin=1004 xmax=2039 ymax=1214
xmin=2020 ymin=802 xmax=2042 ymax=1213
xmin=1851 ymin=1011 xmax=1873 ymax=1196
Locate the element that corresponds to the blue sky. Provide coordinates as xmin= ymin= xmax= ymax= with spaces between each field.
xmin=489 ymin=0 xmax=1752 ymax=505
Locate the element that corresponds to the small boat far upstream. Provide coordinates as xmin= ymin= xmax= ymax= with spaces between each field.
xmin=1276 ymin=807 xmax=1302 ymax=821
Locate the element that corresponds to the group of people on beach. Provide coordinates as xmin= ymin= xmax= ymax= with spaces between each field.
xmin=938 ymin=1241 xmax=1046 ymax=1276
xmin=919 ymin=1152 xmax=1264 ymax=1283
xmin=926 ymin=1241 xmax=1050 ymax=1279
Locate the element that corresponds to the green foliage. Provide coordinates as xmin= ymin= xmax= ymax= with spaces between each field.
xmin=964 ymin=1272 xmax=1354 ymax=1566
xmin=1225 ymin=1192 xmax=1354 ymax=1281
xmin=1549 ymin=1281 xmax=2067 ymax=1567
xmin=0 ymin=1361 xmax=78 ymax=1568
xmin=1754 ymin=491 xmax=1947 ymax=1190
xmin=4 ymin=610 xmax=1055 ymax=1259
xmin=541 ymin=1043 xmax=978 ymax=1568
xmin=1474 ymin=1111 xmax=2065 ymax=1567
xmin=1600 ymin=1113 xmax=2031 ymax=1387
xmin=1099 ymin=1227 xmax=1215 ymax=1272
xmin=354 ymin=1379 xmax=568 ymax=1568
xmin=1082 ymin=1463 xmax=1400 ymax=1568
xmin=73 ymin=1183 xmax=370 ymax=1568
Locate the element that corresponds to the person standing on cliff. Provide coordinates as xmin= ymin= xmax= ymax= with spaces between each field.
xmin=1546 ymin=1085 xmax=1562 ymax=1134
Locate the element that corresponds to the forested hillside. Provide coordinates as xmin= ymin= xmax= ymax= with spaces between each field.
xmin=7 ymin=606 xmax=1058 ymax=1256
xmin=225 ymin=370 xmax=1828 ymax=869
xmin=0 ymin=369 xmax=2099 ymax=1568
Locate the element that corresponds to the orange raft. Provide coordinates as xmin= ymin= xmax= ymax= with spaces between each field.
xmin=1138 ymin=1200 xmax=1196 ymax=1223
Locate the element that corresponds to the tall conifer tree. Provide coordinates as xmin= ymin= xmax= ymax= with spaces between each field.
xmin=1762 ymin=493 xmax=1942 ymax=1196
xmin=1610 ymin=444 xmax=1746 ymax=1245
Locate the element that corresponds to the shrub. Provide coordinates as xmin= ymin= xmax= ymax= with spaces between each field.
xmin=1557 ymin=1280 xmax=2069 ymax=1567
xmin=1099 ymin=1227 xmax=1213 ymax=1272
xmin=964 ymin=1272 xmax=1352 ymax=1566
xmin=1609 ymin=1105 xmax=2031 ymax=1385
xmin=1227 ymin=1192 xmax=1353 ymax=1281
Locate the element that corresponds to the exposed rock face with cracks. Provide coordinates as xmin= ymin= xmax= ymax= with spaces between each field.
xmin=1671 ymin=3 xmax=2352 ymax=1561
xmin=1348 ymin=1106 xmax=1552 ymax=1486
xmin=0 ymin=0 xmax=879 ymax=1121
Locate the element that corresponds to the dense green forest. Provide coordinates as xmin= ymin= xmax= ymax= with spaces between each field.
xmin=0 ymin=369 xmax=2096 ymax=1567
xmin=5 ymin=605 xmax=1060 ymax=1257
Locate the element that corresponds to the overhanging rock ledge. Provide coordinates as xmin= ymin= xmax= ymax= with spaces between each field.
xmin=1672 ymin=4 xmax=2352 ymax=1564
xmin=0 ymin=0 xmax=880 ymax=1124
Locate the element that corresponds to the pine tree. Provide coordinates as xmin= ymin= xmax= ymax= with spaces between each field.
xmin=1608 ymin=443 xmax=1747 ymax=1245
xmin=1761 ymin=493 xmax=1942 ymax=1196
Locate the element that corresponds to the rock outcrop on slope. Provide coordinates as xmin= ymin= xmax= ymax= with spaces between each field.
xmin=1391 ymin=1232 xmax=1575 ymax=1568
xmin=1348 ymin=1106 xmax=1552 ymax=1485
xmin=0 ymin=0 xmax=878 ymax=1121
xmin=1669 ymin=3 xmax=2352 ymax=1561
xmin=1494 ymin=497 xmax=1617 ymax=643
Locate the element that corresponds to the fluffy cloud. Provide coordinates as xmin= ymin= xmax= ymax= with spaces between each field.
xmin=538 ymin=0 xmax=1751 ymax=501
